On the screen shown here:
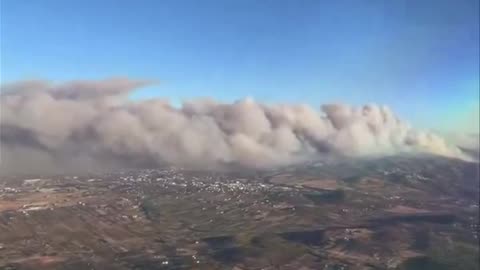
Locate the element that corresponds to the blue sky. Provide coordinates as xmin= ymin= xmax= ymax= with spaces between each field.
xmin=1 ymin=0 xmax=479 ymax=133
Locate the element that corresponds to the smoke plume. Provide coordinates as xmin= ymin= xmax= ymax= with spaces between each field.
xmin=0 ymin=78 xmax=467 ymax=174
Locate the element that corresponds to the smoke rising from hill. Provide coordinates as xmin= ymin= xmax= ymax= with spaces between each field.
xmin=0 ymin=78 xmax=467 ymax=174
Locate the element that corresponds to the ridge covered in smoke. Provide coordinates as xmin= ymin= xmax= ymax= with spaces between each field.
xmin=0 ymin=78 xmax=468 ymax=174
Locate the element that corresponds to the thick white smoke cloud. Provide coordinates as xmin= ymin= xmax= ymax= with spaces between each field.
xmin=0 ymin=78 xmax=467 ymax=174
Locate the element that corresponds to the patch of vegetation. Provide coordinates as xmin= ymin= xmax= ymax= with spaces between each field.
xmin=205 ymin=232 xmax=309 ymax=267
xmin=399 ymin=256 xmax=448 ymax=270
xmin=410 ymin=229 xmax=430 ymax=251
xmin=342 ymin=175 xmax=364 ymax=183
xmin=278 ymin=230 xmax=326 ymax=246
xmin=303 ymin=189 xmax=346 ymax=204
xmin=399 ymin=238 xmax=479 ymax=270
xmin=247 ymin=233 xmax=309 ymax=268
xmin=139 ymin=198 xmax=159 ymax=221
